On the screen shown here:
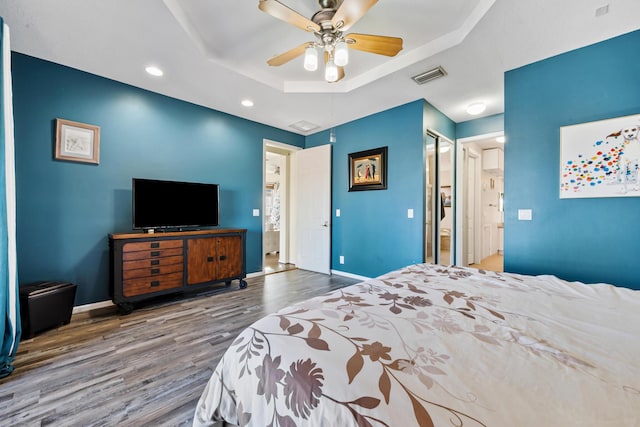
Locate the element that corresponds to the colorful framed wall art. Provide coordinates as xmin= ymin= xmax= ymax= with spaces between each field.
xmin=560 ymin=113 xmax=640 ymax=198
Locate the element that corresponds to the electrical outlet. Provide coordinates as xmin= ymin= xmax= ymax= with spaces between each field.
xmin=253 ymin=209 xmax=260 ymax=217
xmin=339 ymin=256 xmax=345 ymax=264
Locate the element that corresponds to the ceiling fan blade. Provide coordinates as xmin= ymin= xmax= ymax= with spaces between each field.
xmin=259 ymin=0 xmax=321 ymax=33
xmin=331 ymin=0 xmax=378 ymax=32
xmin=267 ymin=43 xmax=309 ymax=66
xmin=324 ymin=51 xmax=345 ymax=82
xmin=346 ymin=33 xmax=403 ymax=57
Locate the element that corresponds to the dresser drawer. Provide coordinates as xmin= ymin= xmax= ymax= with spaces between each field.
xmin=123 ymin=240 xmax=183 ymax=253
xmin=122 ymin=272 xmax=184 ymax=297
xmin=122 ymin=262 xmax=184 ymax=280
xmin=123 ymin=255 xmax=183 ymax=271
xmin=122 ymin=247 xmax=183 ymax=261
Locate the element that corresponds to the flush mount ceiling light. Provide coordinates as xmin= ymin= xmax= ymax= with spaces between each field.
xmin=145 ymin=66 xmax=163 ymax=77
xmin=241 ymin=99 xmax=254 ymax=107
xmin=466 ymin=102 xmax=486 ymax=115
xmin=259 ymin=0 xmax=403 ymax=83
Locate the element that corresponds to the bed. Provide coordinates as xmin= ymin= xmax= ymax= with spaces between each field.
xmin=193 ymin=263 xmax=640 ymax=426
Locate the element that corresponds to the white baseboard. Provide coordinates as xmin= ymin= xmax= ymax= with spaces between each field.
xmin=72 ymin=300 xmax=114 ymax=314
xmin=247 ymin=271 xmax=264 ymax=278
xmin=330 ymin=269 xmax=370 ymax=282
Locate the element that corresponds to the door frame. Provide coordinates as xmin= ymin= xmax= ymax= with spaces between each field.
xmin=263 ymin=139 xmax=301 ymax=274
xmin=455 ymin=132 xmax=503 ymax=265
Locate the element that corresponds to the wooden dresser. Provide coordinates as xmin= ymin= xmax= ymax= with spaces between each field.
xmin=109 ymin=229 xmax=246 ymax=313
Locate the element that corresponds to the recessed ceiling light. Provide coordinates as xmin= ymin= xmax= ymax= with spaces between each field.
xmin=241 ymin=99 xmax=254 ymax=107
xmin=595 ymin=4 xmax=609 ymax=17
xmin=496 ymin=136 xmax=506 ymax=143
xmin=145 ymin=66 xmax=163 ymax=77
xmin=466 ymin=102 xmax=486 ymax=115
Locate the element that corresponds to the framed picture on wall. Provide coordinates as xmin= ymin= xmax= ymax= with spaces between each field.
xmin=348 ymin=146 xmax=388 ymax=191
xmin=441 ymin=186 xmax=452 ymax=207
xmin=560 ymin=113 xmax=640 ymax=198
xmin=54 ymin=118 xmax=101 ymax=164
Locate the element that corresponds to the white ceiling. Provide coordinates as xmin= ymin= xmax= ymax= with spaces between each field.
xmin=1 ymin=0 xmax=639 ymax=135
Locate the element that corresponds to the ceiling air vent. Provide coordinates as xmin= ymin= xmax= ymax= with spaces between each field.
xmin=411 ymin=66 xmax=447 ymax=85
xmin=289 ymin=120 xmax=319 ymax=133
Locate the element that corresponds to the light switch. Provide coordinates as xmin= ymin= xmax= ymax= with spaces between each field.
xmin=408 ymin=209 xmax=414 ymax=219
xmin=336 ymin=209 xmax=341 ymax=217
xmin=518 ymin=209 xmax=532 ymax=220
xmin=253 ymin=209 xmax=260 ymax=217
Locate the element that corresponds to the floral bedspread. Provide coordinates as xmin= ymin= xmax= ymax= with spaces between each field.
xmin=193 ymin=264 xmax=640 ymax=427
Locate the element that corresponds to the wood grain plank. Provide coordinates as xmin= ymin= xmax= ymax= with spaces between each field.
xmin=0 ymin=269 xmax=359 ymax=426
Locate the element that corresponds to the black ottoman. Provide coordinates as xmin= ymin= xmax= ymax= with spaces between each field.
xmin=19 ymin=281 xmax=77 ymax=339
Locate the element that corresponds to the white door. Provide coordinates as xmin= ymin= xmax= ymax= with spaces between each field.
xmin=466 ymin=154 xmax=477 ymax=264
xmin=293 ymin=144 xmax=331 ymax=274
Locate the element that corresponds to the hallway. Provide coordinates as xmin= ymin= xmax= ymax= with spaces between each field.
xmin=470 ymin=253 xmax=503 ymax=272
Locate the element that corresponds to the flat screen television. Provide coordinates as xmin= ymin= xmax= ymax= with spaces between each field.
xmin=132 ymin=178 xmax=219 ymax=230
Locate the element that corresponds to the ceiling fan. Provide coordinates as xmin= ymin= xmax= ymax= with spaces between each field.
xmin=258 ymin=0 xmax=403 ymax=82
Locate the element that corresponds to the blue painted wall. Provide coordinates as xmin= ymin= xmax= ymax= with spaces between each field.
xmin=504 ymin=30 xmax=640 ymax=289
xmin=423 ymin=100 xmax=456 ymax=141
xmin=457 ymin=113 xmax=504 ymax=139
xmin=12 ymin=53 xmax=304 ymax=305
xmin=307 ymin=100 xmax=455 ymax=277
xmin=19 ymin=28 xmax=636 ymax=307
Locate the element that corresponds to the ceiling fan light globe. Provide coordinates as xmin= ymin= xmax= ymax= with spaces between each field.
xmin=325 ymin=60 xmax=339 ymax=82
xmin=303 ymin=46 xmax=318 ymax=71
xmin=334 ymin=41 xmax=349 ymax=66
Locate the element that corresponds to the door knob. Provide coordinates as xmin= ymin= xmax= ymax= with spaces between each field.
xmin=322 ymin=221 xmax=329 ymax=227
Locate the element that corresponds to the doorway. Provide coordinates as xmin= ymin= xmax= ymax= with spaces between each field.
xmin=263 ymin=140 xmax=298 ymax=275
xmin=455 ymin=132 xmax=504 ymax=272
xmin=262 ymin=141 xmax=332 ymax=276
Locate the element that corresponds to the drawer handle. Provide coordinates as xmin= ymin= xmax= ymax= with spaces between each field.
xmin=150 ymin=243 xmax=160 ymax=249
xmin=151 ymin=268 xmax=160 ymax=274
xmin=150 ymin=280 xmax=160 ymax=287
xmin=151 ymin=251 xmax=160 ymax=257
xmin=207 ymin=256 xmax=214 ymax=262
xmin=219 ymin=255 xmax=227 ymax=261
xmin=150 ymin=260 xmax=160 ymax=266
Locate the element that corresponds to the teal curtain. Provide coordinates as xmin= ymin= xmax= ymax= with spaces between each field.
xmin=0 ymin=18 xmax=21 ymax=379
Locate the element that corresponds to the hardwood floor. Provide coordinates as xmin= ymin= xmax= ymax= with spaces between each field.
xmin=470 ymin=253 xmax=504 ymax=272
xmin=0 ymin=270 xmax=359 ymax=426
xmin=264 ymin=252 xmax=296 ymax=275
